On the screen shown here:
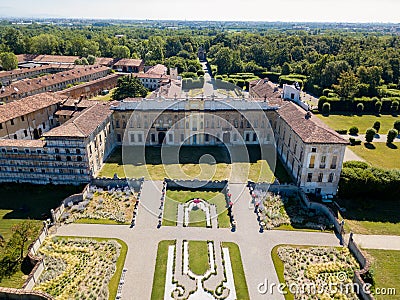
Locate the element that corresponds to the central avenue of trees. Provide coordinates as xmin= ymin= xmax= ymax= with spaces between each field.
xmin=1 ymin=23 xmax=400 ymax=101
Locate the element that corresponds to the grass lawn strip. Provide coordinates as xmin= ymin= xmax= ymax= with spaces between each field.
xmin=221 ymin=242 xmax=250 ymax=300
xmin=151 ymin=240 xmax=175 ymax=300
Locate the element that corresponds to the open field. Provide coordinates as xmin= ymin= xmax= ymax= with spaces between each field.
xmin=162 ymin=190 xmax=230 ymax=227
xmin=99 ymin=146 xmax=292 ymax=183
xmin=348 ymin=142 xmax=400 ymax=169
xmin=316 ymin=113 xmax=399 ymax=133
xmin=338 ymin=197 xmax=400 ymax=236
xmin=0 ymin=184 xmax=82 ymax=288
xmin=364 ymin=249 xmax=400 ymax=300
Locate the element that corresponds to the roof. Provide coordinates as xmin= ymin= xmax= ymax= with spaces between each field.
xmin=59 ymin=73 xmax=121 ymax=95
xmin=277 ymin=101 xmax=348 ymax=144
xmin=0 ymin=66 xmax=110 ymax=98
xmin=44 ymin=102 xmax=113 ymax=138
xmin=250 ymin=79 xmax=281 ymax=100
xmin=17 ymin=54 xmax=116 ymax=67
xmin=113 ymin=59 xmax=143 ymax=67
xmin=145 ymin=64 xmax=167 ymax=76
xmin=0 ymin=93 xmax=66 ymax=123
xmin=0 ymin=139 xmax=46 ymax=148
xmin=0 ymin=64 xmax=73 ymax=80
xmin=134 ymin=73 xmax=169 ymax=79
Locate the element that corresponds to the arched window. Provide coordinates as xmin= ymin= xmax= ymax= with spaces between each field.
xmin=66 ymin=156 xmax=72 ymax=162
xmin=77 ymin=156 xmax=83 ymax=162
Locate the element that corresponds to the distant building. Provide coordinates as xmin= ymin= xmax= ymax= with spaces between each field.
xmin=112 ymin=59 xmax=144 ymax=73
xmin=282 ymin=84 xmax=300 ymax=102
xmin=198 ymin=47 xmax=206 ymax=61
xmin=0 ymin=66 xmax=110 ymax=103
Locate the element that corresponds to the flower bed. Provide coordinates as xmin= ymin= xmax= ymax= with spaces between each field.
xmin=276 ymin=246 xmax=360 ymax=299
xmin=62 ymin=186 xmax=137 ymax=224
xmin=256 ymin=193 xmax=332 ymax=230
xmin=34 ymin=237 xmax=122 ymax=300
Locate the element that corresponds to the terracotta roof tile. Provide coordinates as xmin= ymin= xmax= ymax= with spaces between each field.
xmin=0 ymin=139 xmax=46 ymax=148
xmin=0 ymin=92 xmax=66 ymax=123
xmin=277 ymin=101 xmax=348 ymax=144
xmin=113 ymin=58 xmax=143 ymax=67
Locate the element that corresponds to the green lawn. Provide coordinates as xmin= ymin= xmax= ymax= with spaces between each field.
xmin=90 ymin=88 xmax=117 ymax=101
xmin=99 ymin=146 xmax=291 ymax=183
xmin=188 ymin=209 xmax=207 ymax=227
xmin=151 ymin=240 xmax=175 ymax=300
xmin=349 ymin=143 xmax=400 ymax=169
xmin=222 ymin=242 xmax=250 ymax=300
xmin=365 ymin=249 xmax=400 ymax=300
xmin=188 ymin=241 xmax=209 ymax=276
xmin=337 ymin=197 xmax=400 ymax=235
xmin=316 ymin=113 xmax=399 ymax=133
xmin=162 ymin=190 xmax=230 ymax=228
xmin=0 ymin=183 xmax=82 ymax=288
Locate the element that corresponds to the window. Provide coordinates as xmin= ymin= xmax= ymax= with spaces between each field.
xmin=168 ymin=134 xmax=173 ymax=143
xmin=115 ymin=120 xmax=120 ymax=128
xmin=55 ymin=148 xmax=59 ymax=154
xmin=13 ymin=134 xmax=17 ymax=139
xmin=320 ymin=156 xmax=326 ymax=169
xmin=24 ymin=130 xmax=28 ymax=137
xmin=234 ymin=120 xmax=238 ymax=128
xmin=246 ymin=120 xmax=251 ymax=128
xmin=309 ymin=155 xmax=315 ymax=168
xmin=318 ymin=173 xmax=323 ymax=182
xmin=42 ymin=122 xmax=46 ymax=129
xmin=331 ymin=156 xmax=337 ymax=169
xmin=328 ymin=173 xmax=334 ymax=183
xmin=123 ymin=121 xmax=126 ymax=129
xmin=205 ymin=134 xmax=209 ymax=142
xmin=312 ymin=147 xmax=317 ymax=153
xmin=151 ymin=134 xmax=156 ymax=143
xmin=59 ymin=169 xmax=63 ymax=174
xmin=76 ymin=149 xmax=81 ymax=154
xmin=130 ymin=133 xmax=135 ymax=143
xmin=181 ymin=134 xmax=185 ymax=142
xmin=66 ymin=156 xmax=72 ymax=161
xmin=10 ymin=119 xmax=14 ymax=126
xmin=25 ymin=149 xmax=30 ymax=153
xmin=21 ymin=116 xmax=25 ymax=121
xmin=77 ymin=156 xmax=82 ymax=162
xmin=138 ymin=134 xmax=143 ymax=143
xmin=80 ymin=170 xmax=84 ymax=174
xmin=307 ymin=173 xmax=312 ymax=182
xmin=56 ymin=155 xmax=61 ymax=161
xmin=117 ymin=134 xmax=122 ymax=142
xmin=253 ymin=133 xmax=257 ymax=142
xmin=245 ymin=133 xmax=250 ymax=142
xmin=0 ymin=123 xmax=2 ymax=129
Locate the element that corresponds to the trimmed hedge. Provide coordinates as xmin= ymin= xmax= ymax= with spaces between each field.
xmin=318 ymin=97 xmax=399 ymax=113
xmin=336 ymin=129 xmax=348 ymax=134
xmin=339 ymin=162 xmax=400 ymax=197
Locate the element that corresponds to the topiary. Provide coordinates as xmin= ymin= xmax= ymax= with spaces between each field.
xmin=365 ymin=128 xmax=376 ymax=143
xmin=387 ymin=129 xmax=398 ymax=144
xmin=349 ymin=126 xmax=359 ymax=135
xmin=373 ymin=121 xmax=381 ymax=133
xmin=322 ymin=102 xmax=331 ymax=116
xmin=394 ymin=120 xmax=400 ymax=132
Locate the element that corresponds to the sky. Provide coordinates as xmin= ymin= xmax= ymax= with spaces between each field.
xmin=0 ymin=0 xmax=400 ymax=23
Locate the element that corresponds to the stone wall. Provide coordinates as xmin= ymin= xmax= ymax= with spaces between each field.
xmin=165 ymin=179 xmax=228 ymax=191
xmin=0 ymin=288 xmax=53 ymax=300
xmin=348 ymin=233 xmax=374 ymax=300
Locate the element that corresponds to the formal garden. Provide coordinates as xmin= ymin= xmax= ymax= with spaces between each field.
xmin=272 ymin=245 xmax=360 ymax=300
xmin=162 ymin=190 xmax=231 ymax=228
xmin=61 ymin=185 xmax=137 ymax=225
xmin=151 ymin=240 xmax=249 ymax=300
xmin=33 ymin=236 xmax=127 ymax=300
xmin=253 ymin=191 xmax=333 ymax=231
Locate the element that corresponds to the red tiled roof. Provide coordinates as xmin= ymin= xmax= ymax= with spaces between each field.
xmin=0 ymin=93 xmax=66 ymax=123
xmin=277 ymin=101 xmax=348 ymax=144
xmin=146 ymin=64 xmax=167 ymax=76
xmin=250 ymin=79 xmax=281 ymax=100
xmin=113 ymin=58 xmax=143 ymax=67
xmin=44 ymin=102 xmax=114 ymax=138
xmin=0 ymin=139 xmax=46 ymax=148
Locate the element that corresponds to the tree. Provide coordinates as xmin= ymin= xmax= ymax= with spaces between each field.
xmin=213 ymin=47 xmax=233 ymax=75
xmin=334 ymin=71 xmax=359 ymax=99
xmin=112 ymin=75 xmax=148 ymax=100
xmin=322 ymin=102 xmax=330 ymax=115
xmin=387 ymin=129 xmax=398 ymax=144
xmin=373 ymin=121 xmax=381 ymax=133
xmin=87 ymin=55 xmax=96 ymax=65
xmin=375 ymin=101 xmax=382 ymax=114
xmin=30 ymin=34 xmax=58 ymax=54
xmin=9 ymin=220 xmax=40 ymax=261
xmin=365 ymin=128 xmax=376 ymax=143
xmin=281 ymin=62 xmax=291 ymax=75
xmin=349 ymin=126 xmax=359 ymax=135
xmin=394 ymin=120 xmax=400 ymax=132
xmin=0 ymin=52 xmax=18 ymax=71
xmin=112 ymin=45 xmax=130 ymax=59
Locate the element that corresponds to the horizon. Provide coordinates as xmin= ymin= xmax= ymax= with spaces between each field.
xmin=1 ymin=0 xmax=400 ymax=23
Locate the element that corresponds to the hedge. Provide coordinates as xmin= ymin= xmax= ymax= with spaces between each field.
xmin=339 ymin=162 xmax=400 ymax=198
xmin=262 ymin=71 xmax=281 ymax=82
xmin=318 ymin=97 xmax=399 ymax=113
